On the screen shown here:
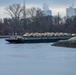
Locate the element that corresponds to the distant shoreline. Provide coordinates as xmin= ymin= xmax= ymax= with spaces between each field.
xmin=0 ymin=35 xmax=9 ymax=38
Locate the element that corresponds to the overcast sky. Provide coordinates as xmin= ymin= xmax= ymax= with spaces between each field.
xmin=0 ymin=0 xmax=76 ymax=18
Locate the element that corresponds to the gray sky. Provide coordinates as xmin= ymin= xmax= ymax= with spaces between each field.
xmin=0 ymin=0 xmax=75 ymax=6
xmin=0 ymin=0 xmax=76 ymax=18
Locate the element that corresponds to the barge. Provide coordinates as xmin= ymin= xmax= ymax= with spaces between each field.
xmin=5 ymin=36 xmax=73 ymax=43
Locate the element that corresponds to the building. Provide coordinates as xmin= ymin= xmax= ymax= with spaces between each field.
xmin=66 ymin=6 xmax=76 ymax=17
xmin=43 ymin=3 xmax=52 ymax=16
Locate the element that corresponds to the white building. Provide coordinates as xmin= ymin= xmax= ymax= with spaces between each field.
xmin=66 ymin=6 xmax=76 ymax=17
xmin=43 ymin=3 xmax=52 ymax=16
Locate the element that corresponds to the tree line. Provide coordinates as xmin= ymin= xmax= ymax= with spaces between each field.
xmin=0 ymin=4 xmax=76 ymax=35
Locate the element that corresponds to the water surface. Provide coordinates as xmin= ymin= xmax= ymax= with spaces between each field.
xmin=0 ymin=39 xmax=76 ymax=75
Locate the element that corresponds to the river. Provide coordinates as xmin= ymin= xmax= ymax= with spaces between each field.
xmin=0 ymin=39 xmax=76 ymax=75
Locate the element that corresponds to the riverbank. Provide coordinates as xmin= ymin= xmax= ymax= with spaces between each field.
xmin=52 ymin=37 xmax=76 ymax=48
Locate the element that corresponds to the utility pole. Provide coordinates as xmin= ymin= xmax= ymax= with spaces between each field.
xmin=23 ymin=0 xmax=26 ymax=33
xmin=58 ymin=12 xmax=60 ymax=25
xmin=23 ymin=0 xmax=26 ymax=19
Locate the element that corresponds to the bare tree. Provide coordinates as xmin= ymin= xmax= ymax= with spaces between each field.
xmin=26 ymin=7 xmax=43 ymax=22
xmin=26 ymin=7 xmax=44 ymax=32
xmin=5 ymin=4 xmax=23 ymax=34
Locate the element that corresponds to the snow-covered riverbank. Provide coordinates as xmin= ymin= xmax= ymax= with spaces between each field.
xmin=52 ymin=37 xmax=76 ymax=48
